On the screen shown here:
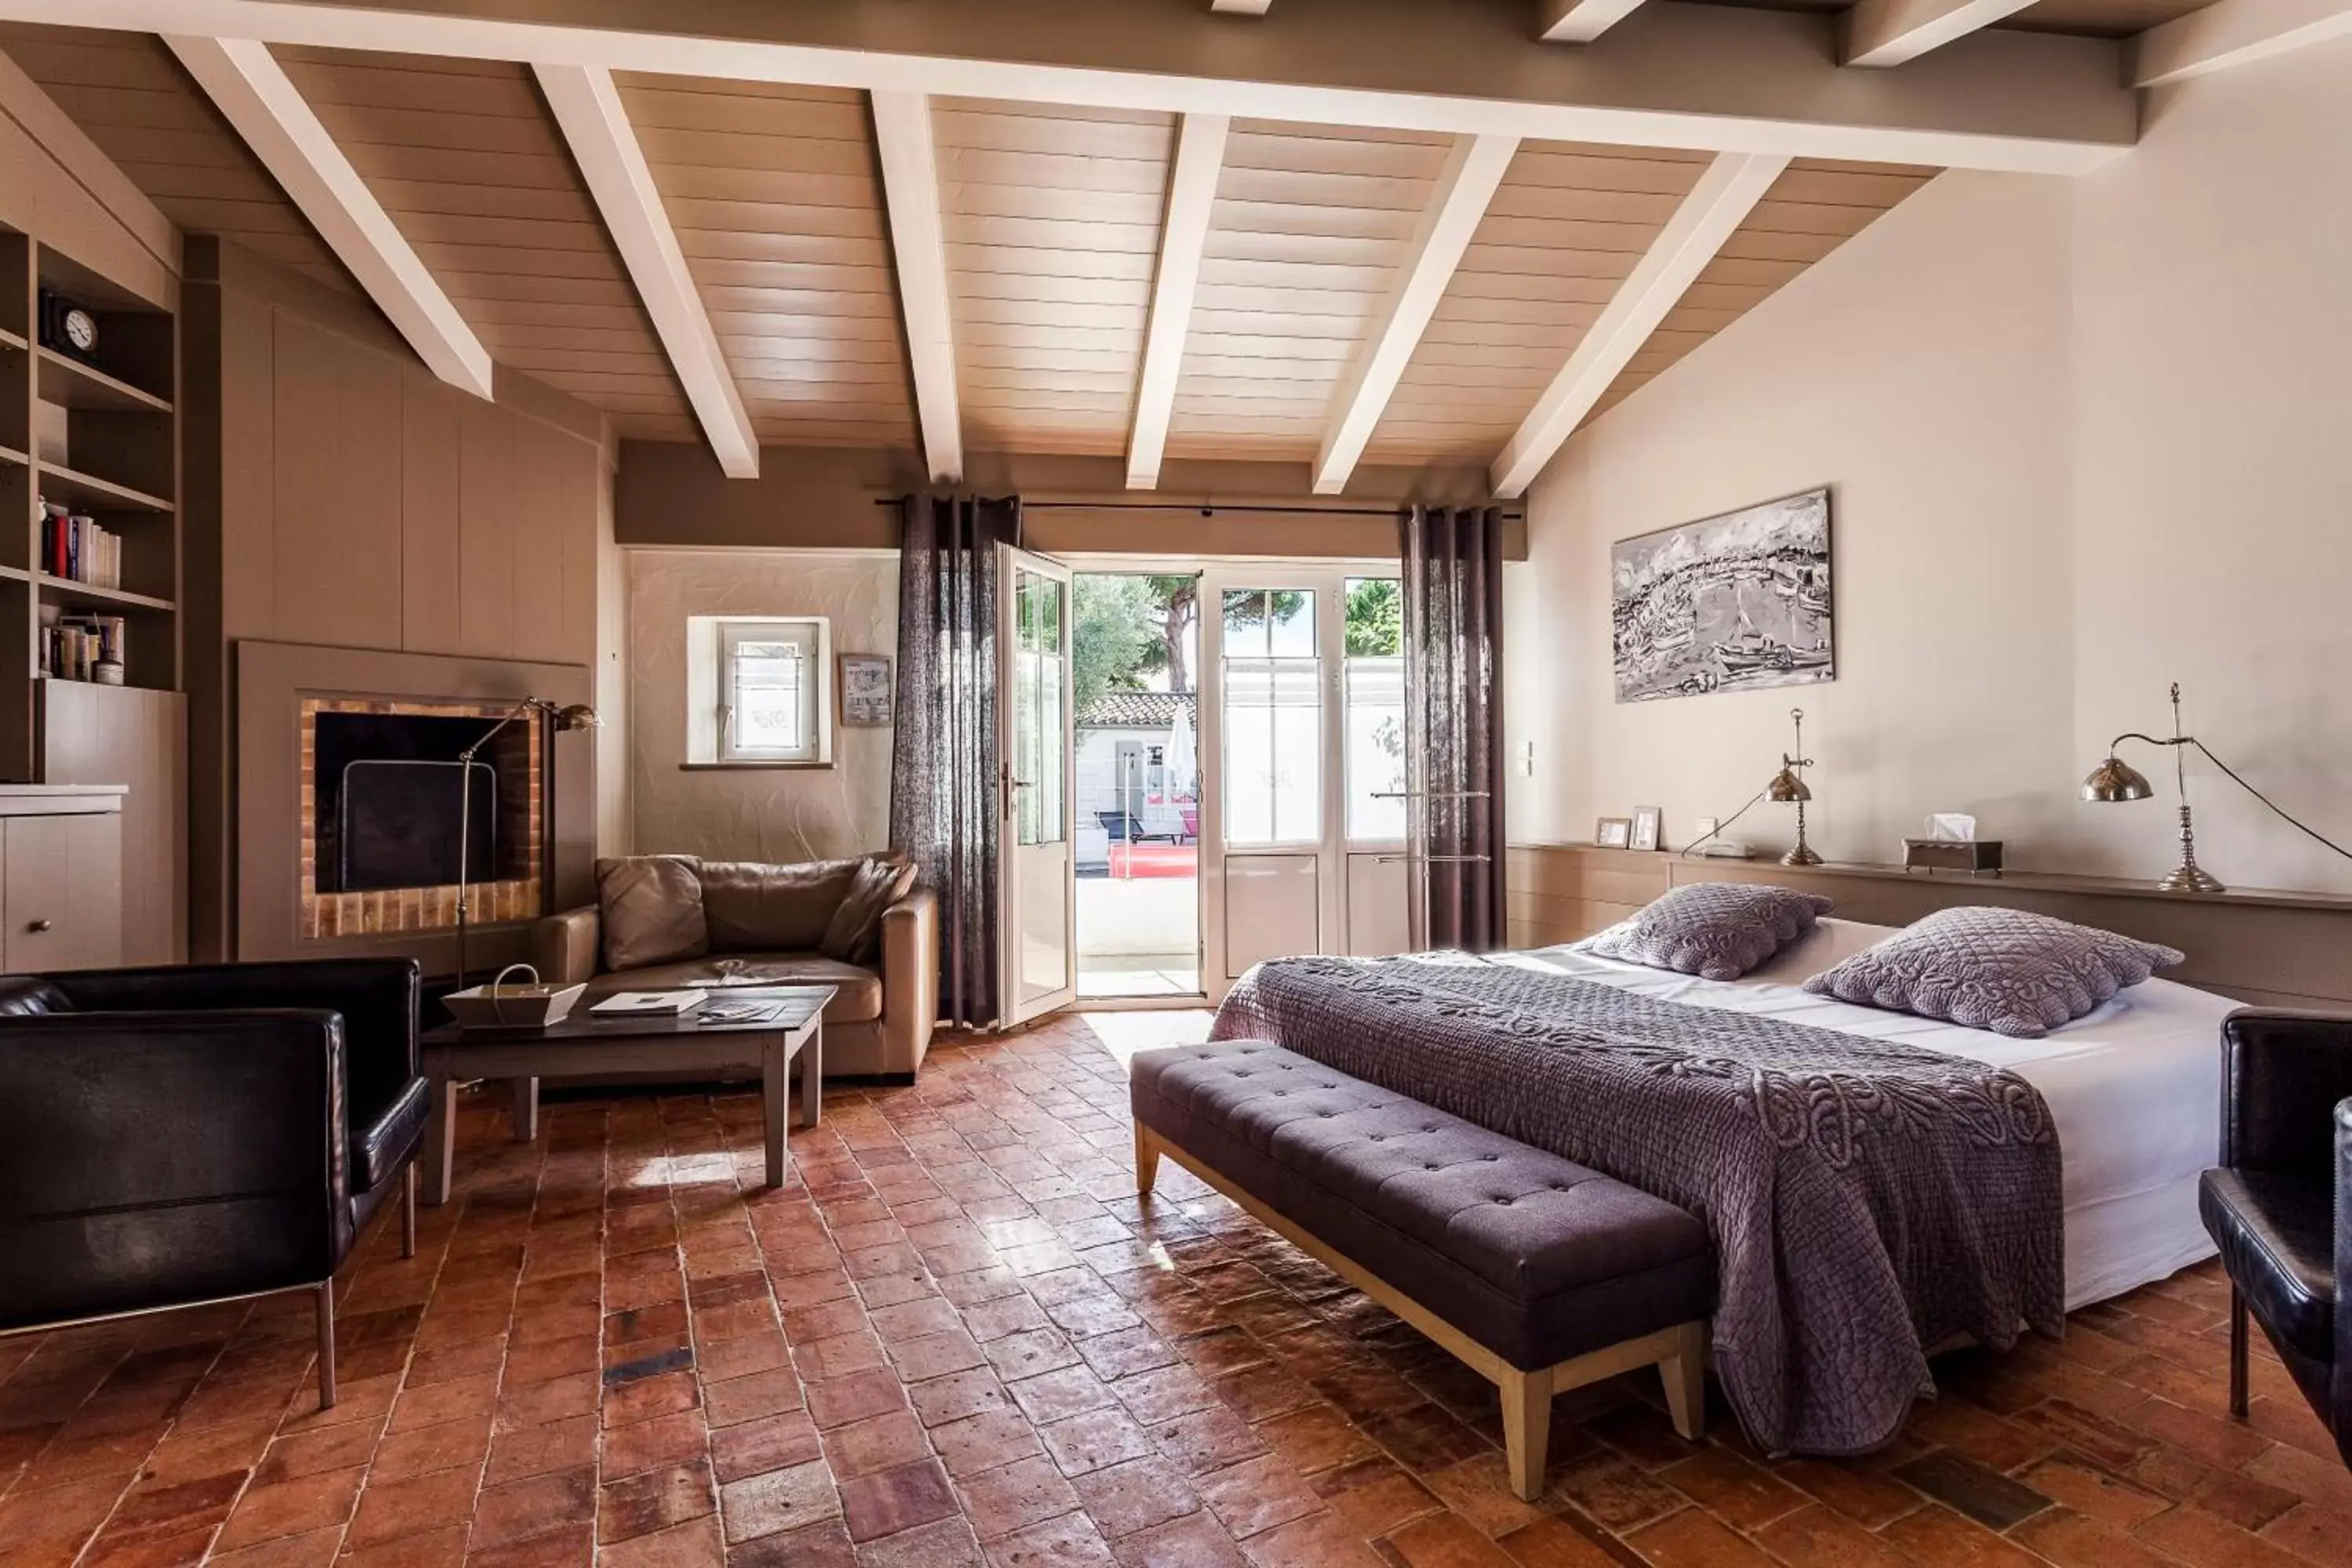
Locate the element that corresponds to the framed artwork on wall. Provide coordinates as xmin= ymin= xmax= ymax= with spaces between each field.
xmin=1631 ymin=806 xmax=1663 ymax=851
xmin=1611 ymin=486 xmax=1835 ymax=703
xmin=840 ymin=654 xmax=895 ymax=727
xmin=1596 ymin=816 xmax=1633 ymax=849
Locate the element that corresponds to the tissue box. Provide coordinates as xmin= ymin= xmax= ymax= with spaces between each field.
xmin=1903 ymin=839 xmax=2003 ymax=877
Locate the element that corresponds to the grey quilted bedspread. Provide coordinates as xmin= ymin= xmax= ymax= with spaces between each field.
xmin=1209 ymin=953 xmax=2063 ymax=1456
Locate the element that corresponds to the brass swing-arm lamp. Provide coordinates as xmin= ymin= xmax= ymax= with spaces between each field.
xmin=455 ymin=699 xmax=600 ymax=989
xmin=2082 ymin=681 xmax=2352 ymax=895
xmin=1768 ymin=707 xmax=1821 ymax=867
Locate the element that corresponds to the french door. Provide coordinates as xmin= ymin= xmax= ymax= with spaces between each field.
xmin=997 ymin=546 xmax=1076 ymax=1025
xmin=1197 ymin=564 xmax=1410 ymax=1000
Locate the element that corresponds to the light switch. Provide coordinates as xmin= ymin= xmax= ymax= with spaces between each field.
xmin=1516 ymin=740 xmax=1534 ymax=777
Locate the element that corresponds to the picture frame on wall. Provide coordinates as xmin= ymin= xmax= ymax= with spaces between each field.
xmin=1596 ymin=816 xmax=1633 ymax=850
xmin=1631 ymin=806 xmax=1663 ymax=852
xmin=839 ymin=654 xmax=895 ymax=727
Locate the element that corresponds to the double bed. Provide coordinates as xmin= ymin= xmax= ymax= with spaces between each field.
xmin=1209 ymin=915 xmax=2236 ymax=1455
xmin=1521 ymin=916 xmax=2231 ymax=1312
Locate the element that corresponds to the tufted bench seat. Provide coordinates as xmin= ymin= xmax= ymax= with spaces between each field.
xmin=1131 ymin=1040 xmax=1715 ymax=1499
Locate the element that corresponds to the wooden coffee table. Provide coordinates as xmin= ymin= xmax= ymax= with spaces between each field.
xmin=419 ymin=985 xmax=832 ymax=1203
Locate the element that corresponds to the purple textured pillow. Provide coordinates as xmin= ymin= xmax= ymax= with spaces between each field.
xmin=1578 ymin=883 xmax=1836 ymax=982
xmin=1802 ymin=906 xmax=2183 ymax=1039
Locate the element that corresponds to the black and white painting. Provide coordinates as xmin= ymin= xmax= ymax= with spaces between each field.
xmin=1611 ymin=487 xmax=1833 ymax=703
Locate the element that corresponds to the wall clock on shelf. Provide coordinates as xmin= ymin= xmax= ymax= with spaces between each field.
xmin=38 ymin=289 xmax=100 ymax=365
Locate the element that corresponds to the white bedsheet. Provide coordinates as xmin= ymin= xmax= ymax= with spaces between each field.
xmin=1508 ymin=919 xmax=2231 ymax=1310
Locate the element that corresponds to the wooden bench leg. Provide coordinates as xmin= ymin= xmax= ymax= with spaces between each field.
xmin=1661 ymin=1321 xmax=1707 ymax=1439
xmin=1134 ymin=1125 xmax=1160 ymax=1199
xmin=1499 ymin=1366 xmax=1551 ymax=1501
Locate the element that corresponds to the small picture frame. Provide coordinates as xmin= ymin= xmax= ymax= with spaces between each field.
xmin=839 ymin=654 xmax=895 ymax=727
xmin=1631 ymin=806 xmax=1663 ymax=852
xmin=1595 ymin=816 xmax=1633 ymax=850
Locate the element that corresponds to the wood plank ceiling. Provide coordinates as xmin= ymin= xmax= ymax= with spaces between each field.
xmin=613 ymin=74 xmax=916 ymax=451
xmin=2 ymin=23 xmax=1936 ymax=482
xmin=1167 ymin=120 xmax=1453 ymax=463
xmin=0 ymin=23 xmax=352 ymax=293
xmin=271 ymin=46 xmax=689 ymax=441
xmin=935 ymin=98 xmax=1174 ymax=459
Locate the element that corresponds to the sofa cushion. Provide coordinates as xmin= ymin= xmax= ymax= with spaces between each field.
xmin=701 ymin=858 xmax=865 ymax=953
xmin=820 ymin=856 xmax=918 ymax=965
xmin=586 ymin=953 xmax=884 ymax=1024
xmin=596 ymin=856 xmax=709 ymax=971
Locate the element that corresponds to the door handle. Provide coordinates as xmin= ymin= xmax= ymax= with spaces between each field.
xmin=25 ymin=919 xmax=51 ymax=934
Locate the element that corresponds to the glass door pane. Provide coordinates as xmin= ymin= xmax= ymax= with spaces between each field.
xmin=1343 ymin=577 xmax=1406 ymax=842
xmin=1013 ymin=571 xmax=1065 ymax=847
xmin=1221 ymin=588 xmax=1321 ymax=847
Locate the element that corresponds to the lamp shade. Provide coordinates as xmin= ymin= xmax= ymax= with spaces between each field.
xmin=550 ymin=702 xmax=601 ymax=732
xmin=1767 ymin=766 xmax=1811 ymax=804
xmin=2081 ymin=755 xmax=2153 ymax=803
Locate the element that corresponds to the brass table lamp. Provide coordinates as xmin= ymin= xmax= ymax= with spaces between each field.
xmin=1769 ymin=708 xmax=1821 ymax=867
xmin=2082 ymin=681 xmax=2352 ymax=894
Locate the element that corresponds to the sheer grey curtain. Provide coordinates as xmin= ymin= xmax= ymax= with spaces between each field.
xmin=1399 ymin=505 xmax=1507 ymax=952
xmin=889 ymin=495 xmax=1022 ymax=1028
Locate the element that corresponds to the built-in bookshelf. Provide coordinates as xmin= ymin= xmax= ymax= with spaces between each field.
xmin=0 ymin=227 xmax=180 ymax=782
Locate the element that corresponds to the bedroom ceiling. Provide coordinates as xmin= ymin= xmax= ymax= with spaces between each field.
xmin=0 ymin=0 xmax=2224 ymax=494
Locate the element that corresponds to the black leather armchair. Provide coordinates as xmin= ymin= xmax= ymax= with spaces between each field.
xmin=2201 ymin=1009 xmax=2352 ymax=1462
xmin=0 ymin=959 xmax=427 ymax=1408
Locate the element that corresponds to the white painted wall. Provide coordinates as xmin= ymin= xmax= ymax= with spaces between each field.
xmin=1510 ymin=34 xmax=2352 ymax=895
xmin=627 ymin=549 xmax=898 ymax=863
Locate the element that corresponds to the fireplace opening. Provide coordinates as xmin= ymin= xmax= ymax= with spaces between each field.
xmin=314 ymin=711 xmax=529 ymax=895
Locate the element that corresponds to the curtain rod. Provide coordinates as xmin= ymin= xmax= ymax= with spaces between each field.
xmin=869 ymin=497 xmax=1521 ymax=521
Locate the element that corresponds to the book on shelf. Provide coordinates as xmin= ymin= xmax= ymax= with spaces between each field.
xmin=39 ymin=613 xmax=126 ymax=683
xmin=36 ymin=499 xmax=122 ymax=590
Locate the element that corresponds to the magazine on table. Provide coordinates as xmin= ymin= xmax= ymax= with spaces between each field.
xmin=587 ymin=990 xmax=706 ymax=1018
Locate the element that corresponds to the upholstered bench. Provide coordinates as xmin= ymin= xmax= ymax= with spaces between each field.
xmin=1131 ymin=1040 xmax=1716 ymax=1499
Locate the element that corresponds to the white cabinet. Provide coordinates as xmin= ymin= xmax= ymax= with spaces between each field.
xmin=0 ymin=788 xmax=123 ymax=972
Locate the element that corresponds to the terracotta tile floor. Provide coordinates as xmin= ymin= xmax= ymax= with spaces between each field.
xmin=2 ymin=1009 xmax=2344 ymax=1567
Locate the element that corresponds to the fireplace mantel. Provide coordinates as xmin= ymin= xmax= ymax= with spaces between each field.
xmin=235 ymin=641 xmax=593 ymax=972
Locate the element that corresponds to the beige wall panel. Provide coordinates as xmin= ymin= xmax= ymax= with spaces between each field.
xmin=401 ymin=378 xmax=463 ymax=655
xmin=458 ymin=397 xmax=516 ymax=659
xmin=267 ymin=312 xmax=343 ymax=649
xmin=509 ymin=420 xmax=570 ymax=665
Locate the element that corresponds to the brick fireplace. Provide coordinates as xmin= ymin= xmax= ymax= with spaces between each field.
xmin=298 ymin=696 xmax=544 ymax=939
xmin=234 ymin=641 xmax=593 ymax=969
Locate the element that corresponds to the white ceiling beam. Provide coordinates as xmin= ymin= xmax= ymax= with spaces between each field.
xmin=2131 ymin=0 xmax=2352 ymax=85
xmin=1314 ymin=133 xmax=1517 ymax=495
xmin=534 ymin=64 xmax=756 ymax=478
xmin=1843 ymin=0 xmax=2039 ymax=67
xmin=164 ymin=34 xmax=492 ymax=397
xmin=1491 ymin=152 xmax=1787 ymax=498
xmin=15 ymin=0 xmax=2135 ymax=176
xmin=870 ymin=90 xmax=962 ymax=485
xmin=1127 ymin=113 xmax=1230 ymax=492
xmin=1539 ymin=0 xmax=1653 ymax=44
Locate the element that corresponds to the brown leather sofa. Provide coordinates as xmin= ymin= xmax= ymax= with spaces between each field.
xmin=529 ymin=856 xmax=939 ymax=1078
